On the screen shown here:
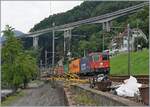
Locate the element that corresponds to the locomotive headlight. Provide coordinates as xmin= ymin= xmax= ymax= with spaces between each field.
xmin=100 ymin=62 xmax=103 ymax=66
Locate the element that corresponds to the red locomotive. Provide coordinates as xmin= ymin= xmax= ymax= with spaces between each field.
xmin=88 ymin=52 xmax=110 ymax=75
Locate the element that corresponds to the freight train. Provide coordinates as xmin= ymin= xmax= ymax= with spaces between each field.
xmin=54 ymin=52 xmax=110 ymax=76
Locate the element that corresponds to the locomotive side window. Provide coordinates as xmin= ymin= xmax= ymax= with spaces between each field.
xmin=89 ymin=56 xmax=93 ymax=61
xmin=102 ymin=54 xmax=109 ymax=60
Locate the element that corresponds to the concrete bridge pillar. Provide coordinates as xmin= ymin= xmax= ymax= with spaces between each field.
xmin=102 ymin=21 xmax=112 ymax=32
xmin=64 ymin=29 xmax=72 ymax=57
xmin=33 ymin=36 xmax=39 ymax=49
xmin=64 ymin=31 xmax=66 ymax=57
xmin=102 ymin=22 xmax=106 ymax=30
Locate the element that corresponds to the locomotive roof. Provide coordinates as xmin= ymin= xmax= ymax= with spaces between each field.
xmin=88 ymin=52 xmax=102 ymax=56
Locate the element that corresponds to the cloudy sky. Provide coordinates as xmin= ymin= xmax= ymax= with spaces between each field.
xmin=1 ymin=1 xmax=83 ymax=33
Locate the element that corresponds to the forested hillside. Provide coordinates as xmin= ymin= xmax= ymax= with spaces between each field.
xmin=29 ymin=1 xmax=143 ymax=32
xmin=26 ymin=1 xmax=148 ymax=66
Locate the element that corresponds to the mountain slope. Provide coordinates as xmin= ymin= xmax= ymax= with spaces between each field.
xmin=1 ymin=30 xmax=25 ymax=43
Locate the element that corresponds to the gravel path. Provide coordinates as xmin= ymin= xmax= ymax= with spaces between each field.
xmin=10 ymin=82 xmax=66 ymax=106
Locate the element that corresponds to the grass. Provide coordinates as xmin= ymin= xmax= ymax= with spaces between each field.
xmin=110 ymin=48 xmax=149 ymax=75
xmin=73 ymin=92 xmax=99 ymax=106
xmin=1 ymin=91 xmax=25 ymax=106
xmin=30 ymin=80 xmax=42 ymax=84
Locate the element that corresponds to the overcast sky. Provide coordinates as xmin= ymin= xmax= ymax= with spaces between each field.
xmin=1 ymin=1 xmax=83 ymax=33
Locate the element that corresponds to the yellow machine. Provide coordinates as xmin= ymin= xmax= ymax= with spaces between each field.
xmin=63 ymin=72 xmax=88 ymax=84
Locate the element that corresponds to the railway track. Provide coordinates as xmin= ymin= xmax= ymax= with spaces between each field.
xmin=79 ymin=75 xmax=149 ymax=84
xmin=41 ymin=74 xmax=149 ymax=84
xmin=109 ymin=75 xmax=149 ymax=84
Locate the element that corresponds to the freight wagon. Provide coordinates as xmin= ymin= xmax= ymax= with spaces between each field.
xmin=69 ymin=58 xmax=80 ymax=74
xmin=54 ymin=66 xmax=64 ymax=76
xmin=80 ymin=56 xmax=91 ymax=75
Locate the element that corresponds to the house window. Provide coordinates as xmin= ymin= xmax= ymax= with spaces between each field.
xmin=124 ymin=44 xmax=127 ymax=47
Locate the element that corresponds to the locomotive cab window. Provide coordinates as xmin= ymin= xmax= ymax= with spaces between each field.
xmin=102 ymin=54 xmax=109 ymax=60
xmin=92 ymin=54 xmax=99 ymax=61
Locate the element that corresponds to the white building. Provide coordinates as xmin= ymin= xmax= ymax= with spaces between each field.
xmin=109 ymin=28 xmax=148 ymax=53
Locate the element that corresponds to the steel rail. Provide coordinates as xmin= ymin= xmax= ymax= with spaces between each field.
xmin=109 ymin=75 xmax=149 ymax=84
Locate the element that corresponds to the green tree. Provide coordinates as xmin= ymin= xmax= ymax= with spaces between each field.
xmin=78 ymin=40 xmax=89 ymax=56
xmin=134 ymin=36 xmax=148 ymax=51
xmin=2 ymin=25 xmax=38 ymax=91
xmin=89 ymin=34 xmax=97 ymax=52
xmin=15 ymin=53 xmax=38 ymax=88
xmin=2 ymin=25 xmax=22 ymax=90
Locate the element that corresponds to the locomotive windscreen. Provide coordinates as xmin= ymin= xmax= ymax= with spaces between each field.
xmin=93 ymin=54 xmax=99 ymax=61
xmin=102 ymin=54 xmax=109 ymax=60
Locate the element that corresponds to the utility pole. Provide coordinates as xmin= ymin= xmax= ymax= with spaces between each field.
xmin=68 ymin=29 xmax=72 ymax=60
xmin=136 ymin=20 xmax=139 ymax=51
xmin=45 ymin=50 xmax=47 ymax=69
xmin=52 ymin=22 xmax=55 ymax=67
xmin=64 ymin=35 xmax=66 ymax=57
xmin=103 ymin=31 xmax=105 ymax=52
xmin=40 ymin=60 xmax=43 ymax=68
xmin=127 ymin=24 xmax=131 ymax=76
xmin=83 ymin=49 xmax=85 ymax=57
xmin=39 ymin=60 xmax=43 ymax=79
xmin=69 ymin=29 xmax=72 ymax=53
